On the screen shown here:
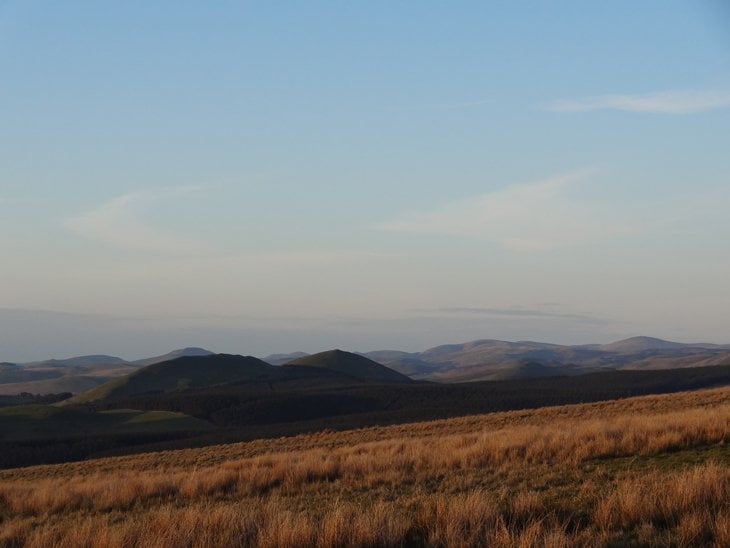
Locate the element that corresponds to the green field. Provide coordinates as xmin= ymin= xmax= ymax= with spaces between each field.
xmin=0 ymin=404 xmax=213 ymax=441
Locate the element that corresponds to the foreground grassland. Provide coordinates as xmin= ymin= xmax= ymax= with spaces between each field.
xmin=1 ymin=386 xmax=729 ymax=547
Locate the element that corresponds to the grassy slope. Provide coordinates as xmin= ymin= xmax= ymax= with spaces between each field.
xmin=0 ymin=405 xmax=213 ymax=441
xmin=1 ymin=385 xmax=729 ymax=546
xmin=0 ymin=375 xmax=108 ymax=396
xmin=430 ymin=360 xmax=580 ymax=382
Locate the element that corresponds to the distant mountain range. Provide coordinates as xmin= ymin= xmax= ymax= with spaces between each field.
xmin=275 ymin=336 xmax=730 ymax=383
xmin=363 ymin=336 xmax=730 ymax=382
xmin=2 ymin=337 xmax=730 ymax=395
xmin=18 ymin=347 xmax=215 ymax=369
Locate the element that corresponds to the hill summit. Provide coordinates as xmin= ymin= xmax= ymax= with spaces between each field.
xmin=599 ymin=336 xmax=689 ymax=353
xmin=285 ymin=349 xmax=412 ymax=383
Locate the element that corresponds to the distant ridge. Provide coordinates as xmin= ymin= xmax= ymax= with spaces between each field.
xmin=366 ymin=336 xmax=730 ymax=382
xmin=26 ymin=355 xmax=127 ymax=367
xmin=435 ymin=360 xmax=586 ymax=383
xmin=286 ymin=349 xmax=412 ymax=383
xmin=599 ymin=336 xmax=691 ymax=353
xmin=15 ymin=348 xmax=215 ymax=369
xmin=263 ymin=351 xmax=310 ymax=366
xmin=132 ymin=347 xmax=214 ymax=367
xmin=4 ymin=336 xmax=730 ymax=397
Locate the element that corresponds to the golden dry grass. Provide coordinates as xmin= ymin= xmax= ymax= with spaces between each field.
xmin=1 ymin=385 xmax=729 ymax=546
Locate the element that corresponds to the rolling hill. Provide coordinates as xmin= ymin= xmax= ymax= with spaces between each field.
xmin=432 ymin=360 xmax=586 ymax=383
xmin=365 ymin=336 xmax=730 ymax=382
xmin=132 ymin=347 xmax=214 ymax=367
xmin=263 ymin=351 xmax=309 ymax=365
xmin=285 ymin=349 xmax=412 ymax=383
xmin=69 ymin=351 xmax=412 ymax=405
xmin=22 ymin=354 xmax=128 ymax=368
xmin=69 ymin=354 xmax=275 ymax=404
xmin=0 ymin=376 xmax=110 ymax=397
xmin=0 ymin=347 xmax=215 ymax=396
xmin=598 ymin=336 xmax=692 ymax=353
xmin=0 ymin=362 xmax=62 ymax=384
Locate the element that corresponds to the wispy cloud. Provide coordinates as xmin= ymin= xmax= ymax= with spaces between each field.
xmin=374 ymin=170 xmax=637 ymax=250
xmin=548 ymin=89 xmax=730 ymax=114
xmin=416 ymin=307 xmax=610 ymax=325
xmin=64 ymin=186 xmax=206 ymax=252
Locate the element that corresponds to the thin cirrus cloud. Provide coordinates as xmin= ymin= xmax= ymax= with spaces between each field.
xmin=63 ymin=188 xmax=390 ymax=264
xmin=64 ymin=186 xmax=207 ymax=253
xmin=429 ymin=307 xmax=609 ymax=325
xmin=547 ymin=89 xmax=730 ymax=114
xmin=374 ymin=170 xmax=638 ymax=250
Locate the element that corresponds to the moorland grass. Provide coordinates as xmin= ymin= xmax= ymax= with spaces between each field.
xmin=1 ymin=385 xmax=729 ymax=546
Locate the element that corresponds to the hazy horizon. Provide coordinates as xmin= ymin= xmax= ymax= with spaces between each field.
xmin=2 ymin=307 xmax=728 ymax=363
xmin=2 ymin=2 xmax=729 ymax=362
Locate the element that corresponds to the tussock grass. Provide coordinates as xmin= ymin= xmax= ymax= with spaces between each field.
xmin=1 ymin=385 xmax=729 ymax=546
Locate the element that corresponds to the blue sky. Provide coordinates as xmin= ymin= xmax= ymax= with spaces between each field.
xmin=1 ymin=1 xmax=729 ymax=360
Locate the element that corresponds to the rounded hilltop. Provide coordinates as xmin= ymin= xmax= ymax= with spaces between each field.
xmin=285 ymin=349 xmax=412 ymax=383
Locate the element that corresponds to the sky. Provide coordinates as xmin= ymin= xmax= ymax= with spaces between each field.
xmin=1 ymin=1 xmax=729 ymax=361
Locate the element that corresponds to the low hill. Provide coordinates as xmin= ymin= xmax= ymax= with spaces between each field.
xmin=69 ymin=354 xmax=274 ymax=404
xmin=599 ymin=336 xmax=691 ymax=353
xmin=286 ymin=350 xmax=412 ymax=383
xmin=432 ymin=360 xmax=584 ymax=383
xmin=0 ymin=363 xmax=63 ymax=384
xmin=417 ymin=339 xmax=603 ymax=368
xmin=361 ymin=350 xmax=446 ymax=378
xmin=0 ymin=376 xmax=107 ymax=396
xmin=132 ymin=347 xmax=215 ymax=367
xmin=616 ymin=350 xmax=730 ymax=370
xmin=70 ymin=351 xmax=416 ymax=406
xmin=25 ymin=354 xmax=128 ymax=367
xmin=263 ymin=351 xmax=309 ymax=366
xmin=0 ymin=348 xmax=216 ymax=396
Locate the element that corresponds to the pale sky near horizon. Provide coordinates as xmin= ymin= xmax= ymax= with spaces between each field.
xmin=1 ymin=1 xmax=729 ymax=361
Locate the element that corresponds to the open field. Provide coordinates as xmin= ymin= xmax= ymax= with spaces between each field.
xmin=1 ymin=385 xmax=729 ymax=546
xmin=0 ymin=406 xmax=212 ymax=442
